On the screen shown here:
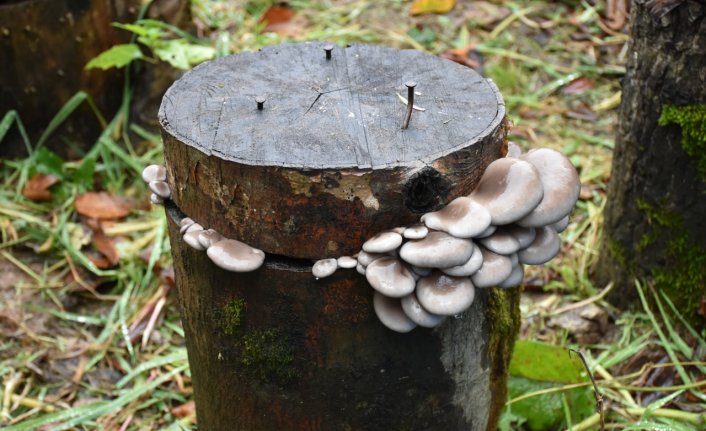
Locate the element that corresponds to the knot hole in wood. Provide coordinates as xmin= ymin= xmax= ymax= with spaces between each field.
xmin=404 ymin=167 xmax=453 ymax=214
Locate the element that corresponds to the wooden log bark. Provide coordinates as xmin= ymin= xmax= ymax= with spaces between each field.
xmin=595 ymin=0 xmax=706 ymax=322
xmin=160 ymin=42 xmax=519 ymax=430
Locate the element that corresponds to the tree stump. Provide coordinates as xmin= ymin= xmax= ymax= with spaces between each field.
xmin=160 ymin=42 xmax=520 ymax=430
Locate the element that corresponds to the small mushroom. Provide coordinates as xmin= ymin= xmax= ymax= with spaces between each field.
xmin=470 ymin=246 xmax=513 ymax=288
xmin=142 ymin=165 xmax=167 ymax=183
xmin=362 ymin=230 xmax=404 ymax=254
xmin=183 ymin=230 xmax=206 ymax=251
xmin=198 ymin=229 xmax=224 ymax=249
xmin=518 ymin=226 xmax=560 ymax=265
xmin=517 ymin=148 xmax=580 ymax=227
xmin=337 ymin=256 xmax=358 ymax=269
xmin=313 ymin=258 xmax=338 ymax=278
xmin=207 ymin=239 xmax=265 ymax=272
xmin=400 ymin=293 xmax=445 ymax=328
xmin=149 ymin=181 xmax=171 ymax=199
xmin=505 ymin=141 xmax=523 ymax=158
xmin=184 ymin=223 xmax=203 ymax=234
xmin=416 ymin=271 xmax=475 ymax=316
xmin=498 ymin=264 xmax=524 ymax=288
xmin=357 ymin=250 xmax=385 ymax=267
xmin=421 ymin=196 xmax=492 ymax=239
xmin=403 ymin=224 xmax=429 ymax=240
xmin=150 ymin=193 xmax=163 ymax=205
xmin=504 ymin=224 xmax=536 ymax=249
xmin=179 ymin=217 xmax=195 ymax=234
xmin=441 ymin=243 xmax=484 ymax=277
xmin=469 ymin=157 xmax=544 ymax=225
xmin=399 ymin=231 xmax=474 ymax=268
xmin=478 ymin=230 xmax=521 ymax=255
xmin=373 ymin=292 xmax=417 ymax=333
xmin=356 ymin=263 xmax=366 ymax=275
xmin=365 ymin=257 xmax=416 ymax=298
xmin=476 ymin=224 xmax=497 ymax=239
xmin=550 ymin=215 xmax=570 ymax=233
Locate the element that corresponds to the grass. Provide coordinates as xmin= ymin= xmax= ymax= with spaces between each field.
xmin=0 ymin=0 xmax=703 ymax=429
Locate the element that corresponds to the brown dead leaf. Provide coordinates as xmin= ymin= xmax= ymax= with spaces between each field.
xmin=93 ymin=228 xmax=120 ymax=267
xmin=172 ymin=400 xmax=196 ymax=417
xmin=75 ymin=192 xmax=131 ymax=220
xmin=410 ymin=0 xmax=456 ymax=16
xmin=260 ymin=5 xmax=308 ymax=37
xmin=561 ymin=77 xmax=595 ymax=95
xmin=439 ymin=45 xmax=485 ymax=73
xmin=23 ymin=173 xmax=60 ymax=201
xmin=604 ymin=0 xmax=629 ymax=31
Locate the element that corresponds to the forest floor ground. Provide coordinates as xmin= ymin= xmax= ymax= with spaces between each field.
xmin=1 ymin=1 xmax=705 ymax=430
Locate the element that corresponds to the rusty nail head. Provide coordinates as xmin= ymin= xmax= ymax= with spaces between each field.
xmin=402 ymin=81 xmax=417 ymax=129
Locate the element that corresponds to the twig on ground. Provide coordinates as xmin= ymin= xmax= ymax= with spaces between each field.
xmin=570 ymin=349 xmax=605 ymax=431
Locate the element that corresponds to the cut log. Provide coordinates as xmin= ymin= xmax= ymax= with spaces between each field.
xmin=160 ymin=42 xmax=519 ymax=430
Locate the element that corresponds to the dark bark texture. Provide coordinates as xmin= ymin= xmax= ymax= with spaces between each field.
xmin=160 ymin=42 xmax=520 ymax=430
xmin=596 ymin=0 xmax=706 ymax=321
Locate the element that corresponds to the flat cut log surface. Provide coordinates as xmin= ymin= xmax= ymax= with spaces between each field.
xmin=161 ymin=42 xmax=507 ymax=259
xmin=161 ymin=42 xmax=503 ymax=169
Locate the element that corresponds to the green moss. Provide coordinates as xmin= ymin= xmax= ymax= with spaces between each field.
xmin=638 ymin=201 xmax=706 ymax=322
xmin=607 ymin=237 xmax=631 ymax=271
xmin=485 ymin=287 xmax=522 ymax=428
xmin=241 ymin=329 xmax=294 ymax=383
xmin=658 ymin=104 xmax=706 ymax=179
xmin=219 ymin=298 xmax=247 ymax=335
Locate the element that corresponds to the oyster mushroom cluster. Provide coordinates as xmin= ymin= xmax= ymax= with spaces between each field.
xmin=313 ymin=146 xmax=580 ymax=333
xmin=141 ymin=165 xmax=266 ymax=272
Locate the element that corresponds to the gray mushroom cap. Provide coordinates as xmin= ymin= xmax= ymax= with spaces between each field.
xmin=179 ymin=217 xmax=195 ymax=234
xmin=357 ymin=250 xmax=385 ymax=267
xmin=184 ymin=223 xmax=203 ymax=234
xmin=403 ymin=224 xmax=429 ymax=240
xmin=478 ymin=230 xmax=521 ymax=255
xmin=142 ymin=165 xmax=167 ymax=183
xmin=469 ymin=157 xmax=544 ymax=225
xmin=183 ymin=229 xmax=206 ymax=251
xmin=498 ymin=264 xmax=525 ymax=288
xmin=373 ymin=292 xmax=417 ymax=333
xmin=504 ymin=224 xmax=537 ymax=249
xmin=518 ymin=226 xmax=561 ymax=265
xmin=149 ymin=181 xmax=171 ymax=199
xmin=337 ymin=256 xmax=358 ymax=269
xmin=198 ymin=229 xmax=224 ymax=249
xmin=356 ymin=263 xmax=366 ymax=275
xmin=518 ymin=148 xmax=580 ymax=227
xmin=362 ymin=230 xmax=404 ymax=254
xmin=550 ymin=215 xmax=570 ymax=233
xmin=441 ymin=243 xmax=484 ymax=277
xmin=365 ymin=257 xmax=416 ymax=298
xmin=312 ymin=258 xmax=338 ymax=278
xmin=399 ymin=231 xmax=474 ymax=268
xmin=506 ymin=141 xmax=523 ymax=158
xmin=415 ymin=272 xmax=475 ymax=316
xmin=476 ymin=224 xmax=497 ymax=239
xmin=470 ymin=246 xmax=513 ymax=288
xmin=400 ymin=293 xmax=446 ymax=328
xmin=207 ymin=239 xmax=265 ymax=272
xmin=420 ymin=196 xmax=492 ymax=238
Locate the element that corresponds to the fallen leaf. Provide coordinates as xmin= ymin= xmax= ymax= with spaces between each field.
xmin=75 ymin=192 xmax=131 ymax=220
xmin=22 ymin=173 xmax=60 ymax=201
xmin=439 ymin=45 xmax=485 ymax=73
xmin=93 ymin=227 xmax=120 ymax=267
xmin=604 ymin=0 xmax=629 ymax=31
xmin=172 ymin=400 xmax=196 ymax=417
xmin=410 ymin=0 xmax=456 ymax=16
xmin=561 ymin=77 xmax=595 ymax=95
xmin=260 ymin=5 xmax=308 ymax=37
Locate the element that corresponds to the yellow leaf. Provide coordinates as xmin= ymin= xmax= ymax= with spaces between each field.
xmin=410 ymin=0 xmax=456 ymax=15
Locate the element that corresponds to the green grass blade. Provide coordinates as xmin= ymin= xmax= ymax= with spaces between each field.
xmin=0 ymin=110 xmax=32 ymax=155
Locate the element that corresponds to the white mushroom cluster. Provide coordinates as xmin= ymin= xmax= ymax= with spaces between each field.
xmin=313 ymin=146 xmax=580 ymax=333
xmin=141 ymin=165 xmax=266 ymax=272
xmin=142 ymin=165 xmax=171 ymax=205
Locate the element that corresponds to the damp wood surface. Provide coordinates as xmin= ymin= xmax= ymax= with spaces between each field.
xmin=167 ymin=209 xmax=521 ymax=431
xmin=160 ymin=42 xmax=507 ymax=259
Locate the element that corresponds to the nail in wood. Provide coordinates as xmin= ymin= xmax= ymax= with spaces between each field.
xmin=402 ymin=81 xmax=417 ymax=130
xmin=324 ymin=44 xmax=334 ymax=60
xmin=256 ymin=96 xmax=266 ymax=110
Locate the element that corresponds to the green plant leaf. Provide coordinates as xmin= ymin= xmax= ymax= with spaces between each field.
xmin=34 ymin=147 xmax=65 ymax=178
xmin=153 ymin=40 xmax=215 ymax=69
xmin=509 ymin=340 xmax=587 ymax=384
xmin=85 ymin=43 xmax=144 ymax=70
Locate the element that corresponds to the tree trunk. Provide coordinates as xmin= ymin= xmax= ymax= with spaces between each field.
xmin=160 ymin=42 xmax=520 ymax=430
xmin=596 ymin=0 xmax=706 ymax=322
